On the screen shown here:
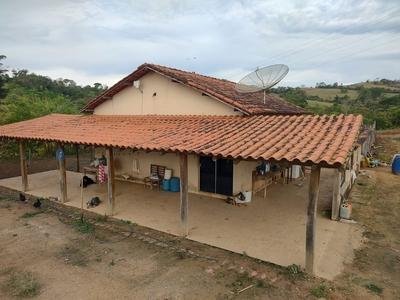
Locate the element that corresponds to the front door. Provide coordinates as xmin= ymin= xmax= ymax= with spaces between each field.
xmin=200 ymin=157 xmax=233 ymax=196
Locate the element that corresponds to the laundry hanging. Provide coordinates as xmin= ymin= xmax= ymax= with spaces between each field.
xmin=99 ymin=164 xmax=108 ymax=183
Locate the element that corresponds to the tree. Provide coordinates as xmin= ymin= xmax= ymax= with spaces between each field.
xmin=0 ymin=55 xmax=9 ymax=99
xmin=1 ymin=89 xmax=77 ymax=125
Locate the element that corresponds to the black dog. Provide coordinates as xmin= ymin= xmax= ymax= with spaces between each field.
xmin=86 ymin=197 xmax=101 ymax=209
xmin=81 ymin=176 xmax=95 ymax=188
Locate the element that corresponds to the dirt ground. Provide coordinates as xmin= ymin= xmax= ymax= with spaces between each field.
xmin=0 ymin=129 xmax=399 ymax=299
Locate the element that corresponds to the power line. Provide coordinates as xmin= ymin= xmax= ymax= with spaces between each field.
xmin=289 ymin=24 xmax=400 ymax=69
xmin=286 ymin=36 xmax=400 ymax=80
xmin=226 ymin=4 xmax=400 ymax=81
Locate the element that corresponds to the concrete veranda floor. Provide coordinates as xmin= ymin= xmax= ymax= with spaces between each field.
xmin=0 ymin=168 xmax=363 ymax=280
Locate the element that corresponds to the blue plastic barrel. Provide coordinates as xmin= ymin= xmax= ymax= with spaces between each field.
xmin=170 ymin=177 xmax=180 ymax=192
xmin=162 ymin=179 xmax=170 ymax=191
xmin=392 ymin=154 xmax=400 ymax=175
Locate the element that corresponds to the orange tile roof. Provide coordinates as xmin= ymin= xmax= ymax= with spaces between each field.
xmin=0 ymin=114 xmax=362 ymax=167
xmin=81 ymin=63 xmax=311 ymax=116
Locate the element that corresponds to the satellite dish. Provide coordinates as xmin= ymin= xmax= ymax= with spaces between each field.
xmin=235 ymin=64 xmax=289 ymax=104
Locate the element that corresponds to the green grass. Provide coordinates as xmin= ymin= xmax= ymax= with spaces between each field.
xmin=1 ymin=203 xmax=11 ymax=209
xmin=0 ymin=267 xmax=14 ymax=276
xmin=71 ymin=259 xmax=87 ymax=267
xmin=302 ymin=88 xmax=359 ymax=100
xmin=1 ymin=270 xmax=41 ymax=298
xmin=287 ymin=264 xmax=302 ymax=274
xmin=365 ymin=283 xmax=383 ymax=295
xmin=349 ymin=81 xmax=400 ymax=91
xmin=306 ymin=100 xmax=334 ymax=107
xmin=74 ymin=220 xmax=94 ymax=234
xmin=20 ymin=209 xmax=51 ymax=219
xmin=311 ymin=285 xmax=327 ymax=298
xmin=93 ymin=214 xmax=108 ymax=222
xmin=0 ymin=195 xmax=14 ymax=201
xmin=119 ymin=219 xmax=133 ymax=225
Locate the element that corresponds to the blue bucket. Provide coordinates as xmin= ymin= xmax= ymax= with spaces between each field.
xmin=392 ymin=154 xmax=400 ymax=175
xmin=170 ymin=177 xmax=180 ymax=192
xmin=162 ymin=179 xmax=170 ymax=191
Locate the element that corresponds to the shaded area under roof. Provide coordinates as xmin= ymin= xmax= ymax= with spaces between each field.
xmin=80 ymin=63 xmax=311 ymax=116
xmin=0 ymin=113 xmax=362 ymax=168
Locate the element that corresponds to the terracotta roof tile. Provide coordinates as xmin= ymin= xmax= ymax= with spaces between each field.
xmin=0 ymin=113 xmax=362 ymax=167
xmin=81 ymin=63 xmax=311 ymax=116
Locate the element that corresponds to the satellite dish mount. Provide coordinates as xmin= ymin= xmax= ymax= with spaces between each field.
xmin=235 ymin=64 xmax=289 ymax=104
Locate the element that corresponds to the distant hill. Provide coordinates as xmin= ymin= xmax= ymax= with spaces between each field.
xmin=270 ymin=79 xmax=400 ymax=130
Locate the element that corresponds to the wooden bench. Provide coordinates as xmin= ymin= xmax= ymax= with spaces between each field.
xmin=83 ymin=166 xmax=99 ymax=185
xmin=144 ymin=164 xmax=166 ymax=190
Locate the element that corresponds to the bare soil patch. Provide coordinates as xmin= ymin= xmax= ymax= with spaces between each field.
xmin=0 ymin=130 xmax=399 ymax=299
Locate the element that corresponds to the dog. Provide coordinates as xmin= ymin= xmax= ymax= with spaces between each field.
xmin=86 ymin=197 xmax=101 ymax=209
xmin=226 ymin=192 xmax=247 ymax=206
xmin=81 ymin=176 xmax=96 ymax=188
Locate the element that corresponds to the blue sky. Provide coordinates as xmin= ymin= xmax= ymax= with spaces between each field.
xmin=1 ymin=0 xmax=399 ymax=88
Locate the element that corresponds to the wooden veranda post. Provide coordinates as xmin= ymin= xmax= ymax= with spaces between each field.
xmin=106 ymin=147 xmax=115 ymax=216
xmin=179 ymin=152 xmax=188 ymax=237
xmin=56 ymin=143 xmax=67 ymax=203
xmin=331 ymin=169 xmax=341 ymax=220
xmin=305 ymin=165 xmax=321 ymax=274
xmin=76 ymin=145 xmax=80 ymax=172
xmin=19 ymin=140 xmax=28 ymax=192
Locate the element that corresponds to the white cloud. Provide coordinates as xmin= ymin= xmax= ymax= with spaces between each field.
xmin=1 ymin=0 xmax=399 ymax=88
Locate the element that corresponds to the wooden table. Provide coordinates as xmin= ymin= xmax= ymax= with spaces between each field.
xmin=252 ymin=166 xmax=293 ymax=198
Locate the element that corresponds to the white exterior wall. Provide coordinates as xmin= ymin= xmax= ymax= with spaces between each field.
xmin=94 ymin=72 xmax=242 ymax=116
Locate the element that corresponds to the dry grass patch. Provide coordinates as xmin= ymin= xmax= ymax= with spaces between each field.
xmin=1 ymin=270 xmax=41 ymax=298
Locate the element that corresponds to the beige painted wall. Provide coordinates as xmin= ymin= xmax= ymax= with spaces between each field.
xmin=93 ymin=147 xmax=257 ymax=197
xmin=94 ymin=147 xmax=197 ymax=190
xmin=94 ymin=72 xmax=242 ymax=116
xmin=233 ymin=160 xmax=258 ymax=193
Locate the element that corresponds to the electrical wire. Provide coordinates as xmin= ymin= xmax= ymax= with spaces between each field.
xmin=287 ymin=36 xmax=400 ymax=78
xmin=226 ymin=4 xmax=400 ymax=82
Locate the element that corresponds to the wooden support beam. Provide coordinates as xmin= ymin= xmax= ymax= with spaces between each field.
xmin=331 ymin=169 xmax=341 ymax=220
xmin=57 ymin=143 xmax=68 ymax=203
xmin=305 ymin=166 xmax=321 ymax=275
xmin=106 ymin=147 xmax=116 ymax=216
xmin=356 ymin=147 xmax=361 ymax=174
xmin=19 ymin=140 xmax=28 ymax=192
xmin=345 ymin=168 xmax=351 ymax=190
xmin=76 ymin=145 xmax=80 ymax=172
xmin=179 ymin=152 xmax=188 ymax=237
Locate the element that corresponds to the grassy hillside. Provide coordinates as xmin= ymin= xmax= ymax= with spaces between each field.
xmin=300 ymin=80 xmax=400 ymax=105
xmin=348 ymin=81 xmax=400 ymax=91
xmin=302 ymin=88 xmax=358 ymax=101
xmin=271 ymin=80 xmax=400 ymax=129
xmin=306 ymin=100 xmax=333 ymax=107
